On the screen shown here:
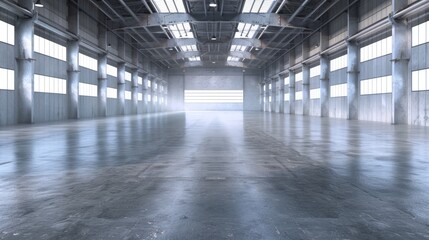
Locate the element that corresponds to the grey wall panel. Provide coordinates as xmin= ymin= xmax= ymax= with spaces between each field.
xmin=310 ymin=77 xmax=320 ymax=89
xmin=360 ymin=55 xmax=392 ymax=80
xmin=0 ymin=90 xmax=15 ymax=126
xmin=329 ymin=97 xmax=347 ymax=119
xmin=79 ymin=96 xmax=98 ymax=119
xmin=243 ymin=74 xmax=260 ymax=111
xmin=34 ymin=54 xmax=67 ymax=79
xmin=107 ymin=99 xmax=117 ymax=116
xmin=80 ymin=68 xmax=97 ymax=84
xmin=168 ymin=74 xmax=185 ymax=111
xmin=309 ymin=99 xmax=321 ymax=116
xmin=125 ymin=100 xmax=132 ymax=115
xmin=410 ymin=91 xmax=429 ymax=126
xmin=359 ymin=94 xmax=392 ymax=123
xmin=329 ymin=69 xmax=347 ymax=85
xmin=0 ymin=43 xmax=15 ymax=69
xmin=295 ymin=100 xmax=303 ymax=115
xmin=284 ymin=101 xmax=290 ymax=114
xmin=34 ymin=93 xmax=67 ymax=123
xmin=411 ymin=44 xmax=429 ymax=71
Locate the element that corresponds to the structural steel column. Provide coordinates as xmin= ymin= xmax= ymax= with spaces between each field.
xmin=320 ymin=26 xmax=330 ymax=117
xmin=391 ymin=0 xmax=410 ymax=124
xmin=131 ymin=69 xmax=139 ymax=115
xmin=347 ymin=2 xmax=359 ymax=120
xmin=265 ymin=80 xmax=270 ymax=112
xmin=98 ymin=54 xmax=107 ymax=117
xmin=278 ymin=74 xmax=285 ymax=113
xmin=289 ymin=70 xmax=296 ymax=114
xmin=117 ymin=63 xmax=125 ymax=115
xmin=15 ymin=0 xmax=34 ymax=124
xmin=302 ymin=64 xmax=310 ymax=115
xmin=67 ymin=40 xmax=79 ymax=119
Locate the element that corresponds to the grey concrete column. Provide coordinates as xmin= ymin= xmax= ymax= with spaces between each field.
xmin=15 ymin=4 xmax=34 ymax=124
xmin=117 ymin=63 xmax=125 ymax=115
xmin=264 ymin=81 xmax=270 ymax=112
xmin=278 ymin=75 xmax=285 ymax=113
xmin=142 ymin=74 xmax=149 ymax=113
xmin=260 ymin=82 xmax=263 ymax=112
xmin=347 ymin=2 xmax=359 ymax=120
xmin=271 ymin=78 xmax=277 ymax=112
xmin=289 ymin=70 xmax=296 ymax=114
xmin=98 ymin=54 xmax=107 ymax=117
xmin=302 ymin=64 xmax=310 ymax=115
xmin=67 ymin=40 xmax=79 ymax=119
xmin=320 ymin=26 xmax=330 ymax=117
xmin=131 ymin=69 xmax=139 ymax=115
xmin=391 ymin=0 xmax=410 ymax=124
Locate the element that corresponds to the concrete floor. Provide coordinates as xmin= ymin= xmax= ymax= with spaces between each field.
xmin=0 ymin=111 xmax=428 ymax=240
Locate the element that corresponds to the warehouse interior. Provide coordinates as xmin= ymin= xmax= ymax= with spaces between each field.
xmin=0 ymin=0 xmax=429 ymax=239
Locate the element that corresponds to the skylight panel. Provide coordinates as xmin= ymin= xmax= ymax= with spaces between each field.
xmin=168 ymin=23 xmax=194 ymax=39
xmin=153 ymin=0 xmax=186 ymax=13
xmin=242 ymin=0 xmax=275 ymax=13
xmin=180 ymin=45 xmax=198 ymax=52
xmin=227 ymin=56 xmax=240 ymax=62
xmin=230 ymin=45 xmax=247 ymax=51
xmin=189 ymin=56 xmax=201 ymax=61
xmin=234 ymin=23 xmax=259 ymax=39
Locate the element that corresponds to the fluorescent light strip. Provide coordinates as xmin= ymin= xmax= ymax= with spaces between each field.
xmin=230 ymin=45 xmax=247 ymax=51
xmin=180 ymin=45 xmax=198 ymax=52
xmin=227 ymin=56 xmax=240 ymax=62
xmin=169 ymin=23 xmax=194 ymax=39
xmin=189 ymin=56 xmax=201 ymax=61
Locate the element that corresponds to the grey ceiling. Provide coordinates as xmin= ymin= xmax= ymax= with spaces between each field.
xmin=89 ymin=0 xmax=340 ymax=69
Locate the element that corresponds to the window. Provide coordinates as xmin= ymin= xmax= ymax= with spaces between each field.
xmin=180 ymin=45 xmax=197 ymax=52
xmin=295 ymin=91 xmax=303 ymax=100
xmin=147 ymin=94 xmax=151 ymax=102
xmin=268 ymin=83 xmax=272 ymax=90
xmin=412 ymin=21 xmax=429 ymax=47
xmin=107 ymin=64 xmax=117 ymax=77
xmin=79 ymin=53 xmax=97 ymax=71
xmin=189 ymin=56 xmax=201 ymax=61
xmin=360 ymin=36 xmax=392 ymax=62
xmin=153 ymin=0 xmax=186 ymax=13
xmin=138 ymin=93 xmax=143 ymax=101
xmin=148 ymin=80 xmax=152 ymax=88
xmin=184 ymin=90 xmax=244 ymax=103
xmin=360 ymin=76 xmax=392 ymax=95
xmin=0 ymin=20 xmax=14 ymax=45
xmin=125 ymin=91 xmax=132 ymax=100
xmin=0 ymin=68 xmax=14 ymax=90
xmin=125 ymin=71 xmax=132 ymax=82
xmin=106 ymin=87 xmax=117 ymax=99
xmin=34 ymin=74 xmax=66 ymax=94
xmin=295 ymin=72 xmax=303 ymax=83
xmin=284 ymin=93 xmax=290 ymax=101
xmin=168 ymin=23 xmax=194 ymax=39
xmin=79 ymin=82 xmax=97 ymax=97
xmin=284 ymin=77 xmax=289 ymax=86
xmin=330 ymin=83 xmax=347 ymax=97
xmin=330 ymin=54 xmax=347 ymax=72
xmin=34 ymin=35 xmax=66 ymax=61
xmin=310 ymin=88 xmax=320 ymax=99
xmin=242 ymin=0 xmax=275 ymax=13
xmin=412 ymin=68 xmax=429 ymax=91
xmin=263 ymin=85 xmax=266 ymax=91
xmin=235 ymin=23 xmax=259 ymax=39
xmin=138 ymin=76 xmax=143 ymax=85
xmin=227 ymin=56 xmax=240 ymax=62
xmin=310 ymin=65 xmax=320 ymax=78
xmin=269 ymin=96 xmax=272 ymax=102
xmin=230 ymin=45 xmax=247 ymax=52
xmin=153 ymin=95 xmax=158 ymax=103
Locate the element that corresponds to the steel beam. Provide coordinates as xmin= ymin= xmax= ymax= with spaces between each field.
xmin=98 ymin=54 xmax=108 ymax=117
xmin=302 ymin=40 xmax=310 ymax=116
xmin=131 ymin=69 xmax=139 ymax=114
xmin=289 ymin=70 xmax=296 ymax=114
xmin=278 ymin=74 xmax=285 ymax=113
xmin=320 ymin=26 xmax=330 ymax=118
xmin=67 ymin=40 xmax=80 ymax=119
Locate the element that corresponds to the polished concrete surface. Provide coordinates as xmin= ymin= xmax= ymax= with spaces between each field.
xmin=0 ymin=111 xmax=428 ymax=240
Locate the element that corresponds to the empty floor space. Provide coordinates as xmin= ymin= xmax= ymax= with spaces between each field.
xmin=0 ymin=112 xmax=428 ymax=239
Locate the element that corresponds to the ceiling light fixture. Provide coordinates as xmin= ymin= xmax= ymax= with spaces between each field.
xmin=211 ymin=35 xmax=217 ymax=41
xmin=255 ymin=47 xmax=260 ymax=51
xmin=35 ymin=0 xmax=43 ymax=7
xmin=209 ymin=1 xmax=217 ymax=7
